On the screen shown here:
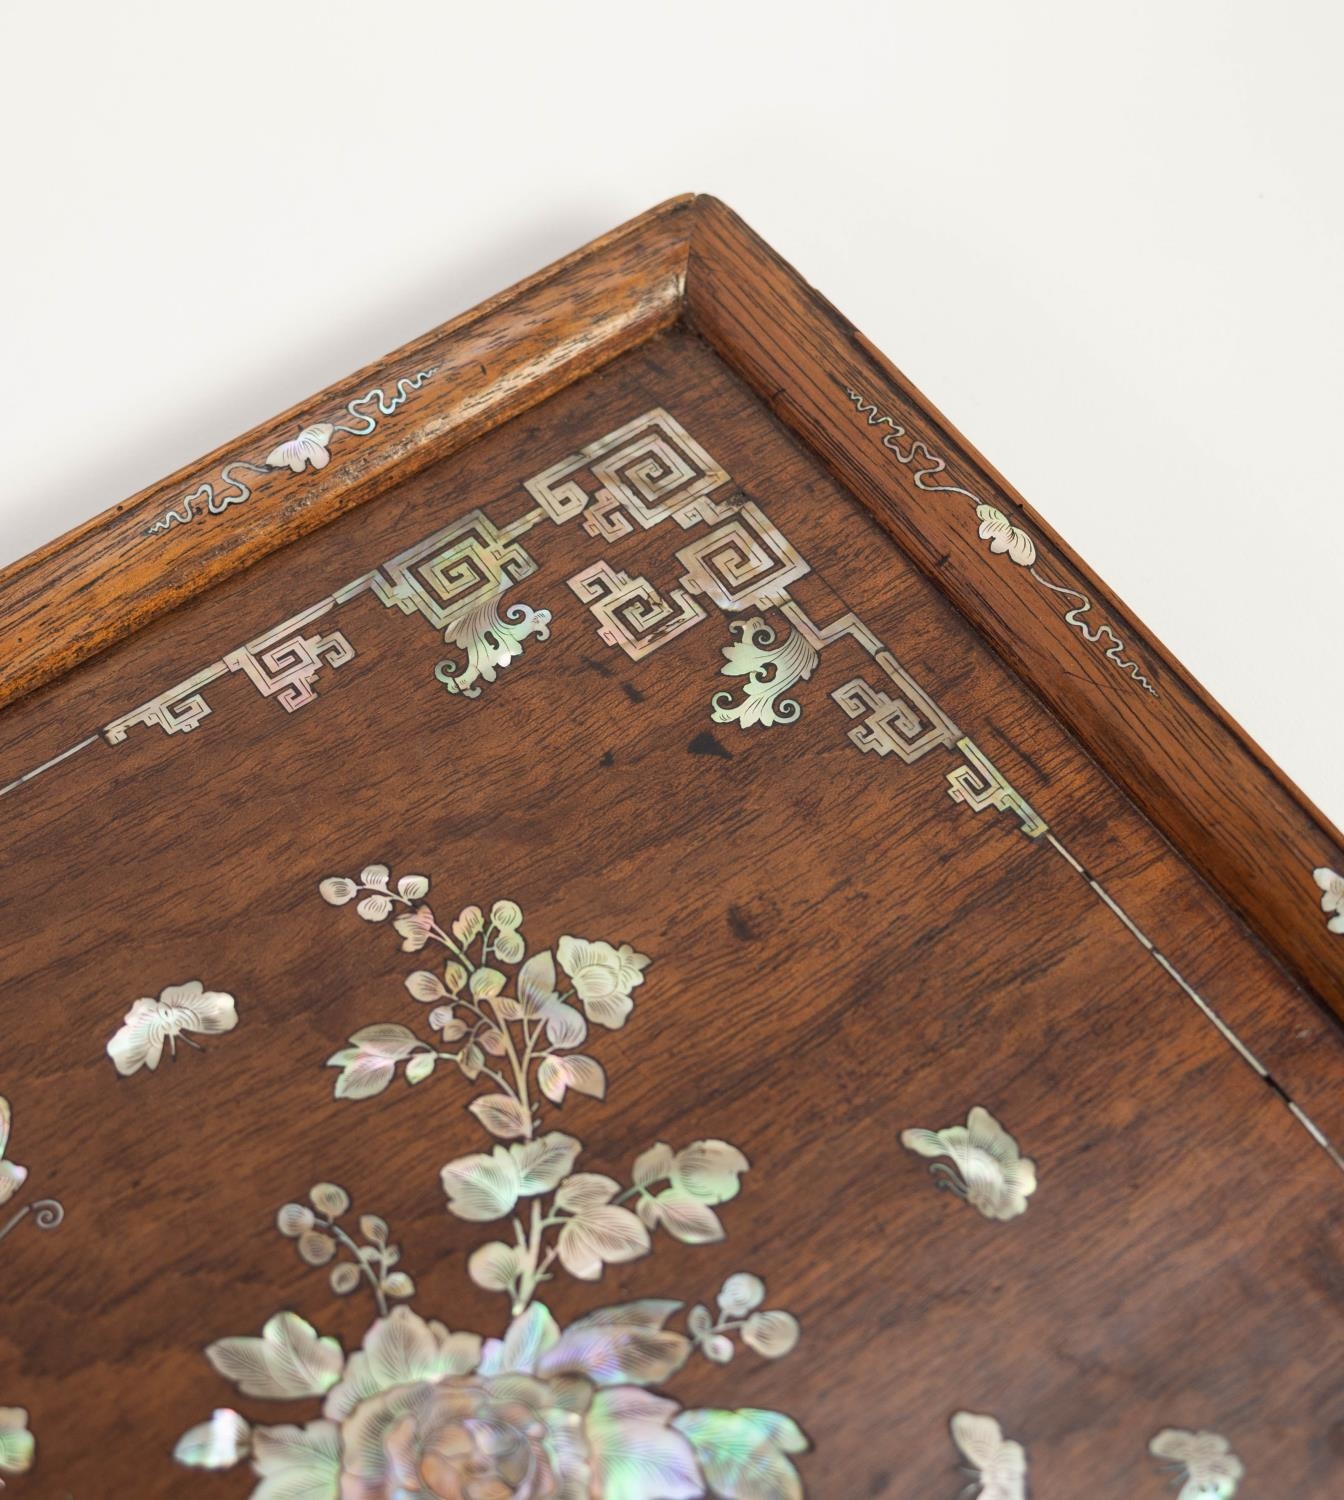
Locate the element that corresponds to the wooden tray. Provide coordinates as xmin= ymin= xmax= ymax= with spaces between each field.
xmin=2 ymin=196 xmax=1341 ymax=1498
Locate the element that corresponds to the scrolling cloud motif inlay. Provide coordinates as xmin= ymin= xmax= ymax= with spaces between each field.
xmin=144 ymin=369 xmax=437 ymax=535
xmin=173 ymin=865 xmax=811 ymax=1498
xmin=840 ymin=384 xmax=1157 ymax=697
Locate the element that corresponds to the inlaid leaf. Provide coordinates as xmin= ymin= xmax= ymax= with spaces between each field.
xmin=442 ymin=1147 xmax=523 ymax=1221
xmin=491 ymin=899 xmax=524 ymax=930
xmin=205 ymin=1313 xmax=343 ymax=1400
xmin=393 ymin=906 xmax=435 ymax=952
xmin=458 ymin=1043 xmax=485 ymax=1081
xmin=275 ymin=1203 xmax=315 ymax=1238
xmin=538 ymin=1301 xmax=689 ymax=1387
xmin=469 ymin=1093 xmax=532 ymax=1139
xmin=347 ymin=1024 xmax=419 ymax=1060
xmin=478 ymin=1026 xmax=508 ymax=1057
xmin=359 ymin=1215 xmax=388 ymax=1244
xmin=397 ymin=874 xmax=430 ymax=900
xmin=0 ymin=1410 xmax=32 ymax=1477
xmin=298 ymin=1230 xmax=336 ymax=1267
xmin=588 ymin=1388 xmax=702 ymax=1500
xmin=405 ymin=970 xmax=445 ymax=1002
xmin=538 ymin=1056 xmax=567 ymax=1103
xmin=318 ymin=877 xmax=357 ymax=906
xmin=453 ymin=905 xmax=484 ymax=945
xmin=249 ymin=1420 xmax=343 ymax=1498
xmin=0 ymin=1158 xmax=25 ymax=1206
xmin=513 ymin=1132 xmax=582 ymax=1195
xmin=173 ymin=1408 xmax=251 ymax=1469
xmin=975 ymin=504 xmax=1037 ymax=567
xmin=717 ymin=1273 xmax=766 ymax=1318
xmin=329 ymin=1263 xmax=360 ymax=1296
xmin=356 ymin=894 xmax=392 ymax=922
xmin=564 ymin=1055 xmax=606 ymax=1099
xmin=633 ymin=1142 xmax=674 ymax=1189
xmin=518 ymin=950 xmax=558 ymax=1016
xmin=538 ymin=1052 xmax=608 ymax=1104
xmin=359 ymin=864 xmax=391 ymax=890
xmin=672 ymin=1140 xmax=750 ymax=1204
xmin=309 ymin=1183 xmax=350 ymax=1216
xmin=470 ymin=967 xmax=507 ymax=1001
xmin=742 ymin=1311 xmax=800 ymax=1359
xmin=481 ymin=1303 xmax=561 ymax=1376
xmin=469 ymin=1240 xmax=523 ymax=1293
xmin=382 ymin=1271 xmax=415 ymax=1300
xmin=405 ymin=1053 xmax=436 ymax=1085
xmin=493 ymin=928 xmax=526 ymax=963
xmin=654 ymin=1191 xmax=725 ymax=1245
xmin=428 ymin=1007 xmax=465 ymax=1040
xmin=329 ymin=1051 xmax=396 ymax=1100
xmin=673 ymin=1407 xmax=808 ymax=1499
xmin=555 ymin=1173 xmax=620 ymax=1213
xmin=557 ymin=1204 xmax=651 ymax=1280
xmin=443 ymin=961 xmax=468 ymax=994
xmin=542 ymin=1000 xmax=587 ymax=1049
xmin=899 ymin=1128 xmax=945 ymax=1159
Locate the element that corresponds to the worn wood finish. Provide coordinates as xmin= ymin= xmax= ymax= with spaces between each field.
xmin=2 ymin=204 xmax=1342 ymax=1498
xmin=0 ymin=196 xmax=693 ymax=713
xmin=2 ymin=329 xmax=1343 ymax=1496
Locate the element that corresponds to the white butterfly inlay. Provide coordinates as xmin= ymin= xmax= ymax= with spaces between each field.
xmin=265 ymin=422 xmax=335 ymax=473
xmin=951 ymin=1411 xmax=1027 ymax=1500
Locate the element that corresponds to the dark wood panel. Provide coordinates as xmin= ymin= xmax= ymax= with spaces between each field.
xmin=1 ymin=328 xmax=1341 ymax=1497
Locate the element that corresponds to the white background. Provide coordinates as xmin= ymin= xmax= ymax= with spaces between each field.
xmin=1 ymin=2 xmax=1339 ymax=827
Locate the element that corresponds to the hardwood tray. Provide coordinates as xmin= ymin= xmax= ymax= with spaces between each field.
xmin=2 ymin=196 xmax=1341 ymax=1498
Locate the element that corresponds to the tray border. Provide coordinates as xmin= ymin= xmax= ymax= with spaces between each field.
xmin=1 ymin=193 xmax=1341 ymax=1024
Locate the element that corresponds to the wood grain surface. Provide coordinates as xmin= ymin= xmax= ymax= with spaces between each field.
xmin=2 ymin=329 xmax=1341 ymax=1496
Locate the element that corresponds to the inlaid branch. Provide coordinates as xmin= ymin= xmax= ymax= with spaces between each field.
xmin=319 ymin=865 xmax=647 ymax=1142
